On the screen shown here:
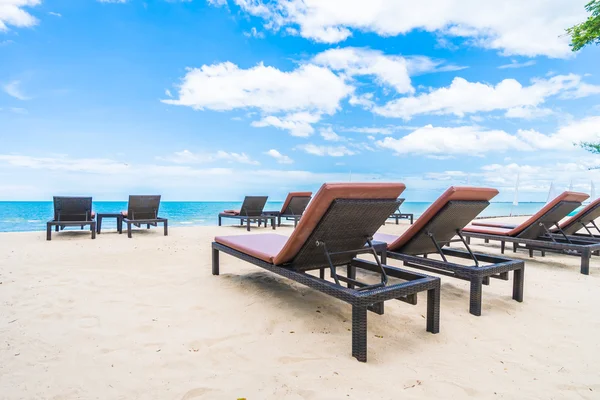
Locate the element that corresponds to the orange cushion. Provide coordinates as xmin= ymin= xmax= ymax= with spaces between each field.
xmin=223 ymin=209 xmax=240 ymax=215
xmin=386 ymin=186 xmax=499 ymax=250
xmin=280 ymin=191 xmax=313 ymax=213
xmin=215 ymin=182 xmax=406 ymax=265
xmin=215 ymin=234 xmax=288 ymax=263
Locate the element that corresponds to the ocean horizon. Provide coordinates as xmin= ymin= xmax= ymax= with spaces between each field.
xmin=0 ymin=201 xmax=570 ymax=233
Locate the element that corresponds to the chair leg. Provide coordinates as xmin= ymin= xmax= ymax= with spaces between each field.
xmin=246 ymin=218 xmax=250 ymax=232
xmin=271 ymin=217 xmax=275 ymax=230
xmin=513 ymin=243 xmax=517 ymax=253
xmin=528 ymin=248 xmax=534 ymax=258
xmin=55 ymin=225 xmax=59 ymax=232
xmin=46 ymin=223 xmax=52 ymax=241
xmin=127 ymin=222 xmax=132 ymax=238
xmin=427 ymin=285 xmax=440 ymax=333
xmin=484 ymin=238 xmax=489 ymax=243
xmin=347 ymin=265 xmax=356 ymax=289
xmin=212 ymin=248 xmax=220 ymax=275
xmin=465 ymin=236 xmax=470 ymax=245
xmin=513 ymin=267 xmax=524 ymax=302
xmin=500 ymin=241 xmax=505 ymax=254
xmin=163 ymin=220 xmax=168 ymax=236
xmin=469 ymin=277 xmax=483 ymax=316
xmin=91 ymin=222 xmax=96 ymax=239
xmin=580 ymin=249 xmax=591 ymax=275
xmin=218 ymin=216 xmax=222 ymax=226
xmin=351 ymin=305 xmax=368 ymax=362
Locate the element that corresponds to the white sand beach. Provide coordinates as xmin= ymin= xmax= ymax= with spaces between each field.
xmin=1 ymin=218 xmax=599 ymax=399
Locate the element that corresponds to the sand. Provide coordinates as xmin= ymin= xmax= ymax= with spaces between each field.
xmin=1 ymin=218 xmax=599 ymax=400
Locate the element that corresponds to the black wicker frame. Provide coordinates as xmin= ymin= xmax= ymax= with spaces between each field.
xmin=264 ymin=195 xmax=313 ymax=227
xmin=385 ymin=198 xmax=414 ymax=225
xmin=46 ymin=196 xmax=96 ymax=241
xmin=462 ymin=201 xmax=600 ymax=275
xmin=218 ymin=196 xmax=274 ymax=231
xmin=123 ymin=195 xmax=168 ymax=238
xmin=211 ymin=198 xmax=441 ymax=362
xmin=381 ymin=200 xmax=525 ymax=316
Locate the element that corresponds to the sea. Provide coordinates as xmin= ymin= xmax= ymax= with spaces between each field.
xmin=0 ymin=201 xmax=571 ymax=233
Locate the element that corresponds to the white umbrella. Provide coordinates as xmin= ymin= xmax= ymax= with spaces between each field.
xmin=510 ymin=173 xmax=519 ymax=216
xmin=546 ymin=181 xmax=554 ymax=203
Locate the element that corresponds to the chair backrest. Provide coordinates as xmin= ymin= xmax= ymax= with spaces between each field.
xmin=511 ymin=191 xmax=588 ymax=239
xmin=53 ymin=196 xmax=93 ymax=222
xmin=394 ymin=198 xmax=406 ymax=213
xmin=127 ymin=195 xmax=161 ymax=220
xmin=559 ymin=198 xmax=600 ymax=234
xmin=239 ymin=196 xmax=268 ymax=216
xmin=280 ymin=192 xmax=312 ymax=215
xmin=272 ymin=183 xmax=405 ymax=266
xmin=387 ymin=187 xmax=498 ymax=255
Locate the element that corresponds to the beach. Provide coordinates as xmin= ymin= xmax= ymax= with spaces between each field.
xmin=1 ymin=218 xmax=599 ymax=399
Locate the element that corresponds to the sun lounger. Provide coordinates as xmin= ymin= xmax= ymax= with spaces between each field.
xmin=263 ymin=191 xmax=312 ymax=227
xmin=373 ymin=187 xmax=525 ymax=316
xmin=386 ymin=198 xmax=414 ymax=224
xmin=218 ymin=196 xmax=275 ymax=231
xmin=46 ymin=196 xmax=96 ymax=240
xmin=212 ymin=183 xmax=440 ymax=362
xmin=121 ymin=195 xmax=168 ymax=238
xmin=462 ymin=192 xmax=600 ymax=275
xmin=472 ymin=197 xmax=600 ymax=241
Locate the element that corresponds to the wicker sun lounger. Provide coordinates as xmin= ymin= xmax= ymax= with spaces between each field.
xmin=462 ymin=192 xmax=600 ymax=275
xmin=386 ymin=198 xmax=414 ymax=225
xmin=472 ymin=197 xmax=600 ymax=242
xmin=212 ymin=183 xmax=441 ymax=362
xmin=121 ymin=195 xmax=168 ymax=238
xmin=263 ymin=191 xmax=312 ymax=227
xmin=218 ymin=196 xmax=275 ymax=231
xmin=47 ymin=196 xmax=96 ymax=241
xmin=373 ymin=187 xmax=525 ymax=316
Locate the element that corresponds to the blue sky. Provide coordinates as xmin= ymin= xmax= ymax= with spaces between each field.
xmin=1 ymin=0 xmax=599 ymax=201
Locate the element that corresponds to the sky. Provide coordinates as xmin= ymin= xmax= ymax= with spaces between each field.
xmin=1 ymin=0 xmax=599 ymax=201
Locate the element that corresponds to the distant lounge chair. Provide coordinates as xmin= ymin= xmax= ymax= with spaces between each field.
xmin=121 ymin=195 xmax=168 ymax=238
xmin=212 ymin=183 xmax=440 ymax=362
xmin=386 ymin=198 xmax=414 ymax=225
xmin=373 ymin=187 xmax=525 ymax=316
xmin=462 ymin=192 xmax=600 ymax=275
xmin=472 ymin=197 xmax=600 ymax=241
xmin=47 ymin=196 xmax=96 ymax=241
xmin=218 ymin=196 xmax=275 ymax=231
xmin=263 ymin=191 xmax=312 ymax=227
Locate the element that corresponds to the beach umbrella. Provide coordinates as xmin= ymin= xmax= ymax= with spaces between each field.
xmin=546 ymin=181 xmax=554 ymax=203
xmin=510 ymin=173 xmax=519 ymax=216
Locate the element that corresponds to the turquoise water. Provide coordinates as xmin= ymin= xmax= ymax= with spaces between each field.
xmin=0 ymin=201 xmax=562 ymax=233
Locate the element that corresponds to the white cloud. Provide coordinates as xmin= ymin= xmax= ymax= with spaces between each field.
xmin=164 ymin=89 xmax=173 ymax=98
xmin=376 ymin=116 xmax=600 ymax=157
xmin=158 ymin=149 xmax=260 ymax=165
xmin=2 ymin=80 xmax=30 ymax=100
xmin=339 ymin=126 xmax=393 ymax=135
xmin=516 ymin=116 xmax=600 ymax=151
xmin=251 ymin=111 xmax=321 ymax=137
xmin=244 ymin=27 xmax=265 ymax=38
xmin=297 ymin=144 xmax=355 ymax=157
xmin=377 ymin=125 xmax=528 ymax=156
xmin=0 ymin=0 xmax=39 ymax=31
xmin=48 ymin=11 xmax=62 ymax=17
xmin=98 ymin=0 xmax=127 ymax=3
xmin=312 ymin=47 xmax=465 ymax=96
xmin=313 ymin=47 xmax=413 ymax=94
xmin=373 ymin=74 xmax=600 ymax=120
xmin=504 ymin=106 xmax=554 ymax=119
xmin=163 ymin=62 xmax=352 ymax=115
xmin=498 ymin=60 xmax=536 ymax=69
xmin=320 ymin=127 xmax=345 ymax=142
xmin=213 ymin=0 xmax=586 ymax=58
xmin=265 ymin=149 xmax=293 ymax=164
